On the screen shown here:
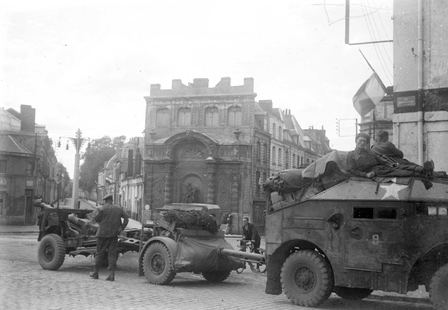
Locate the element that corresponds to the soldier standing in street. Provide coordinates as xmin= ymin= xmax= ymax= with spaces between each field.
xmin=89 ymin=193 xmax=129 ymax=281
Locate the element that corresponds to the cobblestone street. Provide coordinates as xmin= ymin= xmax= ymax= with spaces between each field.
xmin=0 ymin=232 xmax=432 ymax=310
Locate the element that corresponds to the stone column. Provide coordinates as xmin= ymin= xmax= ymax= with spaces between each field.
xmin=163 ymin=163 xmax=172 ymax=205
xmin=206 ymin=159 xmax=216 ymax=204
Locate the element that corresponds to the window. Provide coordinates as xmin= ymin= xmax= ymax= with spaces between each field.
xmin=156 ymin=108 xmax=170 ymax=127
xmin=354 ymin=207 xmax=374 ymax=219
xmin=272 ymin=147 xmax=276 ymax=164
xmin=177 ymin=108 xmax=191 ymax=126
xmin=272 ymin=123 xmax=276 ymax=138
xmin=205 ymin=107 xmax=219 ymax=126
xmin=278 ymin=148 xmax=282 ymax=166
xmin=354 ymin=207 xmax=397 ymax=219
xmin=263 ymin=143 xmax=268 ymax=162
xmin=0 ymin=192 xmax=5 ymax=216
xmin=279 ymin=126 xmax=282 ymax=140
xmin=0 ymin=160 xmax=6 ymax=173
xmin=256 ymin=171 xmax=260 ymax=196
xmin=256 ymin=141 xmax=261 ymax=160
xmin=293 ymin=154 xmax=296 ymax=168
xmin=228 ymin=106 xmax=242 ymax=126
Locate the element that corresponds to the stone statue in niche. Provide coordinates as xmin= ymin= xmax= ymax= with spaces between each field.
xmin=183 ymin=183 xmax=196 ymax=203
xmin=165 ymin=148 xmax=171 ymax=159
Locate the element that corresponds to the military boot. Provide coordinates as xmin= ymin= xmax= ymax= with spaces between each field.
xmin=106 ymin=269 xmax=115 ymax=281
xmin=89 ymin=267 xmax=99 ymax=279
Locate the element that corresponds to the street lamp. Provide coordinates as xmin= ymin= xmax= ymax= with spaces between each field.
xmin=61 ymin=129 xmax=89 ymax=209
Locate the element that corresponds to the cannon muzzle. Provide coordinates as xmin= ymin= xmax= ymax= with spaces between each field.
xmin=219 ymin=248 xmax=265 ymax=264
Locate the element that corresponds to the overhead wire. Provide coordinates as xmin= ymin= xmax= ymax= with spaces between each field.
xmin=360 ymin=0 xmax=393 ymax=85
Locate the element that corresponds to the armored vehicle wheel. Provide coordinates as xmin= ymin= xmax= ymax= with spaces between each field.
xmin=38 ymin=234 xmax=66 ymax=270
xmin=281 ymin=250 xmax=334 ymax=307
xmin=333 ymin=287 xmax=372 ymax=300
xmin=143 ymin=242 xmax=176 ymax=285
xmin=429 ymin=263 xmax=448 ymax=310
xmin=202 ymin=270 xmax=231 ymax=283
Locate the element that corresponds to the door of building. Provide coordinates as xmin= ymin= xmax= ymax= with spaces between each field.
xmin=25 ymin=189 xmax=34 ymax=224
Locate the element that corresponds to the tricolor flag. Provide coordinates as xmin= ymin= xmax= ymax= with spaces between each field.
xmin=352 ymin=72 xmax=386 ymax=117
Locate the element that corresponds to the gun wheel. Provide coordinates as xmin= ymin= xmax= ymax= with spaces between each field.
xmin=38 ymin=234 xmax=66 ymax=270
xmin=143 ymin=242 xmax=176 ymax=285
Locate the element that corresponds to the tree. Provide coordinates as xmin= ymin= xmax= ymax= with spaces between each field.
xmin=78 ymin=136 xmax=126 ymax=192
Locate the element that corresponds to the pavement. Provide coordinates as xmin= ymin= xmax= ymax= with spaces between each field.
xmin=0 ymin=200 xmax=430 ymax=305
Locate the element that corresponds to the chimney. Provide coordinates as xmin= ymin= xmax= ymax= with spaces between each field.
xmin=134 ymin=148 xmax=142 ymax=176
xmin=193 ymin=78 xmax=209 ymax=88
xmin=20 ymin=105 xmax=36 ymax=132
xmin=172 ymin=79 xmax=183 ymax=89
xmin=127 ymin=149 xmax=134 ymax=177
xmin=216 ymin=77 xmax=231 ymax=87
xmin=244 ymin=77 xmax=254 ymax=92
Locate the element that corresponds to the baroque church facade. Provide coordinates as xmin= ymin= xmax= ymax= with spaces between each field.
xmin=142 ymin=77 xmax=330 ymax=234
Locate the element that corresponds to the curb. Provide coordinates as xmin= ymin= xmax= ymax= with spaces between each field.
xmin=367 ymin=293 xmax=430 ymax=304
xmin=0 ymin=231 xmax=38 ymax=234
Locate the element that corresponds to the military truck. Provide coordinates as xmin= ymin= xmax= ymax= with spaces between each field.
xmin=263 ymin=151 xmax=448 ymax=309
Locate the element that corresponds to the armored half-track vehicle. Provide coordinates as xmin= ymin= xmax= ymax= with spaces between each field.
xmin=263 ymin=151 xmax=448 ymax=309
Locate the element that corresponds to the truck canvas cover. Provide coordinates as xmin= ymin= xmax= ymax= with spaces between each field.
xmin=264 ymin=150 xmax=446 ymax=210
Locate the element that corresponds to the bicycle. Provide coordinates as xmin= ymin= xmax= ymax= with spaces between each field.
xmin=236 ymin=239 xmax=266 ymax=274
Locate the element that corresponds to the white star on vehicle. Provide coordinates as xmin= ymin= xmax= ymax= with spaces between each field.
xmin=380 ymin=183 xmax=409 ymax=200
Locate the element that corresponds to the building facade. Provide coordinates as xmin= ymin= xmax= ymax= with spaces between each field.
xmin=142 ymin=77 xmax=331 ymax=234
xmin=0 ymin=105 xmax=59 ymax=225
xmin=392 ymin=1 xmax=448 ymax=171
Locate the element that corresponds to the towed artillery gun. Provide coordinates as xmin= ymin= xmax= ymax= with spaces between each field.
xmin=263 ymin=150 xmax=448 ymax=309
xmin=34 ymin=198 xmax=266 ymax=284
xmin=138 ymin=203 xmax=265 ymax=284
xmin=34 ymin=197 xmax=151 ymax=270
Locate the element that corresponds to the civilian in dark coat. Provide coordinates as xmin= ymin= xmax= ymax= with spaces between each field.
xmin=242 ymin=217 xmax=261 ymax=254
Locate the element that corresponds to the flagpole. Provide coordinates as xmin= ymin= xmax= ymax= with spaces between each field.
xmin=359 ymin=49 xmax=376 ymax=73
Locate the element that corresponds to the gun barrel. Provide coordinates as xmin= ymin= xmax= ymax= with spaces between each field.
xmin=220 ymin=248 xmax=265 ymax=263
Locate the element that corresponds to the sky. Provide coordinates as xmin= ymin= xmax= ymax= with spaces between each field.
xmin=1 ymin=0 xmax=393 ymax=177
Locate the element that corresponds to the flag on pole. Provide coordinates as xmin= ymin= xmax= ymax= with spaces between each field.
xmin=352 ymin=72 xmax=386 ymax=117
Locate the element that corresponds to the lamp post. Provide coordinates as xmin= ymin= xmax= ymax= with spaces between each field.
xmin=65 ymin=129 xmax=89 ymax=209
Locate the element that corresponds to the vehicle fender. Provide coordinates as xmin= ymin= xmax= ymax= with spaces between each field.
xmin=138 ymin=237 xmax=178 ymax=276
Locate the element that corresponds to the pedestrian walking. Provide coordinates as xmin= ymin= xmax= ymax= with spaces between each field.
xmin=89 ymin=193 xmax=129 ymax=281
xmin=225 ymin=214 xmax=233 ymax=234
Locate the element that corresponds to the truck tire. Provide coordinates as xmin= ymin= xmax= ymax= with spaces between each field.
xmin=333 ymin=287 xmax=372 ymax=300
xmin=142 ymin=242 xmax=176 ymax=285
xmin=38 ymin=234 xmax=66 ymax=270
xmin=281 ymin=250 xmax=334 ymax=307
xmin=202 ymin=270 xmax=231 ymax=283
xmin=429 ymin=263 xmax=448 ymax=310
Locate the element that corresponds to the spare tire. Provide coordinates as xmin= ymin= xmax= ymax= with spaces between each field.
xmin=38 ymin=234 xmax=66 ymax=270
